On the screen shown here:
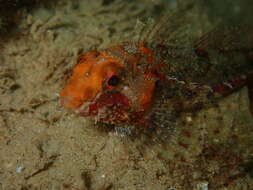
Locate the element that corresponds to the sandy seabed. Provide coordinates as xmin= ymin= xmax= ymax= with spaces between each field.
xmin=0 ymin=0 xmax=253 ymax=189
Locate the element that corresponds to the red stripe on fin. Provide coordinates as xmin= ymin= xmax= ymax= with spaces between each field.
xmin=212 ymin=75 xmax=247 ymax=96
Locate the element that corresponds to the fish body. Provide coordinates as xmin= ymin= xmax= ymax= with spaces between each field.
xmin=60 ymin=13 xmax=253 ymax=134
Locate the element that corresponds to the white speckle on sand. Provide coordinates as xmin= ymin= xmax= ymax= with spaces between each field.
xmin=16 ymin=166 xmax=24 ymax=173
xmin=196 ymin=181 xmax=208 ymax=190
xmin=186 ymin=116 xmax=193 ymax=123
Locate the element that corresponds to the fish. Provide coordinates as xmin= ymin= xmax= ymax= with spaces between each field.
xmin=60 ymin=5 xmax=253 ymax=135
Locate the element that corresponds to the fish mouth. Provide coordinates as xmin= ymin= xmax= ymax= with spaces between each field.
xmin=61 ymin=89 xmax=150 ymax=126
xmin=75 ymin=91 xmax=132 ymax=124
xmin=60 ymin=94 xmax=84 ymax=111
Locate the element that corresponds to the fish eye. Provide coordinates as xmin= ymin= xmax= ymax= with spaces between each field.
xmin=108 ymin=75 xmax=120 ymax=86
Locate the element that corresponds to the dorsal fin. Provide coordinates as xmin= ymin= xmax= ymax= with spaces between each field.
xmin=132 ymin=1 xmax=196 ymax=47
xmin=194 ymin=23 xmax=253 ymax=53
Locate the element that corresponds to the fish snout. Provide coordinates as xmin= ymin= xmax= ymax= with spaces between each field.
xmin=60 ymin=92 xmax=83 ymax=111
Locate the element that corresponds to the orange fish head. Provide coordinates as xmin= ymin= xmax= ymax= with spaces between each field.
xmin=60 ymin=47 xmax=159 ymax=126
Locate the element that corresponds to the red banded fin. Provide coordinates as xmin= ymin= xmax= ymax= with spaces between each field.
xmin=188 ymin=24 xmax=253 ymax=86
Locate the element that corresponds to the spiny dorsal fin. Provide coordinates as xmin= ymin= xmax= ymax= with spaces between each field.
xmin=132 ymin=1 xmax=196 ymax=46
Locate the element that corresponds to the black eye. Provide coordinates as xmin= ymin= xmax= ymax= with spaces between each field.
xmin=108 ymin=75 xmax=120 ymax=86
